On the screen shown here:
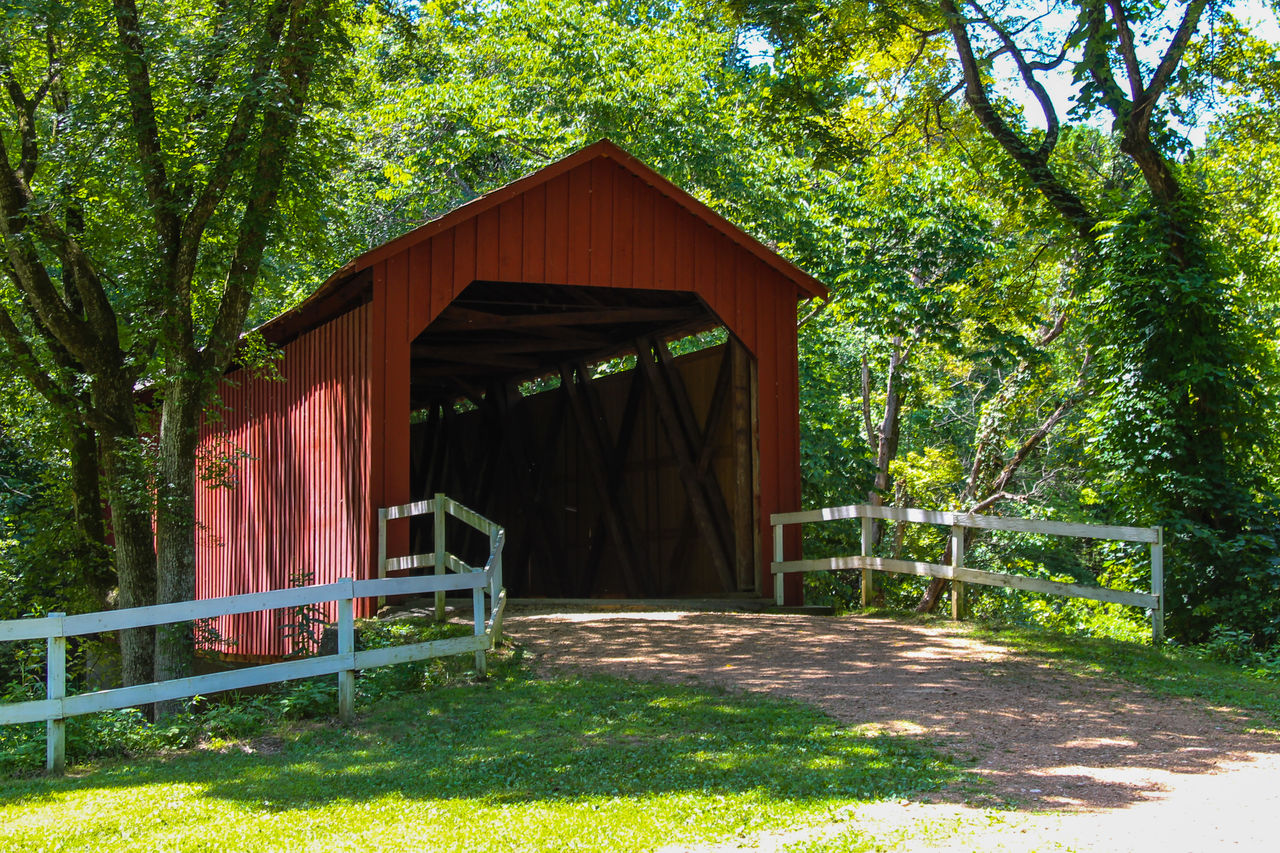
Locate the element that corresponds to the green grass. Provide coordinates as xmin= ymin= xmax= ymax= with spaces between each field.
xmin=959 ymin=620 xmax=1280 ymax=734
xmin=0 ymin=669 xmax=966 ymax=852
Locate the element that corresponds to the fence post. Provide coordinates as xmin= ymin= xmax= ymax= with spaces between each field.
xmin=46 ymin=612 xmax=65 ymax=773
xmin=860 ymin=515 xmax=873 ymax=608
xmin=473 ymin=574 xmax=487 ymax=679
xmin=950 ymin=525 xmax=966 ymax=620
xmin=377 ymin=508 xmax=388 ymax=608
xmin=434 ymin=493 xmax=447 ymax=623
xmin=337 ymin=584 xmax=354 ymax=723
xmin=489 ymin=528 xmax=504 ymax=643
xmin=1151 ymin=527 xmax=1164 ymax=645
xmin=773 ymin=523 xmax=784 ymax=606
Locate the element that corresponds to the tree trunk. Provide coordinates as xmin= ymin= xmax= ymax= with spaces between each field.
xmin=98 ymin=431 xmax=157 ymax=688
xmin=154 ymin=376 xmax=201 ymax=715
xmin=866 ymin=339 xmax=907 ymax=547
xmin=67 ymin=422 xmax=115 ymax=608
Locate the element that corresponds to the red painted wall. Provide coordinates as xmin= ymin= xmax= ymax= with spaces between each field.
xmin=194 ymin=304 xmax=372 ymax=658
xmin=194 ymin=145 xmax=813 ymax=658
xmin=367 ymin=156 xmax=805 ymax=601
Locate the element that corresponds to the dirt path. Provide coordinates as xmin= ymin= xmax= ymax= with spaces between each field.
xmin=505 ymin=611 xmax=1280 ymax=851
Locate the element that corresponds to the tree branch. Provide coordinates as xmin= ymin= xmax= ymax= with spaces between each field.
xmin=1105 ymin=0 xmax=1145 ymax=102
xmin=201 ymin=0 xmax=328 ymax=374
xmin=970 ymin=0 xmax=1062 ymax=159
xmin=112 ymin=0 xmax=181 ymax=254
xmin=176 ymin=0 xmax=295 ymax=281
xmin=939 ymin=0 xmax=1098 ymax=241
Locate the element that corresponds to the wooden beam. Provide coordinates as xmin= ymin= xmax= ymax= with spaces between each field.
xmin=730 ymin=338 xmax=756 ymax=591
xmin=558 ymin=364 xmax=645 ymax=596
xmin=636 ymin=339 xmax=737 ymax=592
xmin=431 ymin=304 xmax=703 ymax=331
xmin=581 ymin=360 xmax=647 ymax=593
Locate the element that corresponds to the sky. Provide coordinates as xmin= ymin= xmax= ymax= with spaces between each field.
xmin=740 ymin=1 xmax=1280 ymax=147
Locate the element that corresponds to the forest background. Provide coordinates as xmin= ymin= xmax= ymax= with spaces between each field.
xmin=2 ymin=0 xmax=1279 ymax=695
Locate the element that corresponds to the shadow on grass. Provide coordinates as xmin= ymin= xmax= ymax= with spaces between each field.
xmin=0 ymin=673 xmax=967 ymax=810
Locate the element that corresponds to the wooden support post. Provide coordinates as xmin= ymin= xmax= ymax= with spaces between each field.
xmin=434 ymin=493 xmax=447 ymax=623
xmin=337 ymin=590 xmax=354 ymax=722
xmin=1151 ymin=527 xmax=1164 ymax=645
xmin=730 ymin=340 xmax=755 ymax=591
xmin=46 ymin=612 xmax=65 ymax=773
xmin=773 ymin=524 xmax=785 ymax=605
xmin=950 ymin=524 xmax=966 ymax=621
xmin=860 ymin=516 xmax=873 ymax=609
xmin=578 ymin=362 xmax=646 ymax=594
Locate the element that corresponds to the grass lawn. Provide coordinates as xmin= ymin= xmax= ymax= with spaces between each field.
xmin=0 ymin=668 xmax=965 ymax=852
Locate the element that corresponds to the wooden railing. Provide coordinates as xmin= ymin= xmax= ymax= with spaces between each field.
xmin=0 ymin=496 xmax=505 ymax=773
xmin=772 ymin=503 xmax=1162 ymax=642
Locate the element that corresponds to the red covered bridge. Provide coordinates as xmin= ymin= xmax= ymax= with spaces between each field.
xmin=194 ymin=140 xmax=826 ymax=658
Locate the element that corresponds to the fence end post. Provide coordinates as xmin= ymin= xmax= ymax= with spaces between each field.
xmin=1151 ymin=527 xmax=1164 ymax=645
xmin=772 ymin=523 xmax=785 ymax=606
xmin=860 ymin=514 xmax=873 ymax=609
xmin=46 ymin=612 xmax=66 ymax=773
xmin=950 ymin=524 xmax=966 ymax=621
xmin=434 ymin=493 xmax=447 ymax=623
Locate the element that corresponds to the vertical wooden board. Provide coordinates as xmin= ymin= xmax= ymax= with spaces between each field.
xmin=317 ymin=324 xmax=330 ymax=585
xmin=632 ymin=178 xmax=655 ymax=289
xmin=544 ymin=173 xmax=570 ymax=284
xmin=385 ymin=255 xmax=412 ymax=558
xmin=715 ymin=235 xmax=737 ymax=335
xmin=653 ymin=195 xmax=677 ymax=290
xmin=673 ymin=206 xmax=694 ymax=291
xmin=588 ymin=158 xmax=613 ymax=286
xmin=611 ymin=168 xmax=634 ymax=287
xmin=523 ymin=182 xmax=546 ymax=283
xmin=779 ymin=280 xmax=804 ymax=574
xmin=476 ymin=207 xmax=500 ymax=281
xmin=453 ymin=217 xmax=477 ymax=293
xmin=567 ymin=163 xmax=591 ymax=285
xmin=427 ymin=232 xmax=453 ymax=332
xmin=498 ymin=197 xmax=523 ymax=281
xmin=407 ymin=242 xmax=431 ymax=339
xmin=754 ymin=281 xmax=780 ymax=595
xmin=694 ymin=224 xmax=716 ymax=305
xmin=370 ymin=261 xmax=388 ymax=577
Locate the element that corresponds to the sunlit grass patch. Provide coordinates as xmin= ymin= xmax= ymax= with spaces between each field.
xmin=0 ymin=672 xmax=967 ymax=852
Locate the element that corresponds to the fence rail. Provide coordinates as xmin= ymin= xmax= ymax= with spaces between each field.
xmin=0 ymin=495 xmax=505 ymax=774
xmin=772 ymin=503 xmax=1162 ymax=642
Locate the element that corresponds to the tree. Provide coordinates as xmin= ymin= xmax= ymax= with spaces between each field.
xmin=725 ymin=0 xmax=1280 ymax=640
xmin=0 ymin=0 xmax=348 ymax=693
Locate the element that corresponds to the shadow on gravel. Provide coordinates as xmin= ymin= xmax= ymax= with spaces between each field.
xmin=506 ymin=611 xmax=1280 ymax=812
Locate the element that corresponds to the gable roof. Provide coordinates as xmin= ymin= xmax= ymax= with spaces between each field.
xmin=260 ymin=139 xmax=827 ymax=344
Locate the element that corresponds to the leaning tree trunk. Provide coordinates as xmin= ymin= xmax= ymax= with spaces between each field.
xmin=153 ymin=376 xmax=202 ymax=715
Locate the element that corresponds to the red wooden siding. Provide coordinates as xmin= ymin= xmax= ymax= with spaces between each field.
xmin=194 ymin=304 xmax=372 ymax=658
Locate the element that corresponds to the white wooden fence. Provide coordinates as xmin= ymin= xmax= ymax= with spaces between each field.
xmin=772 ymin=503 xmax=1162 ymax=642
xmin=0 ymin=495 xmax=505 ymax=773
